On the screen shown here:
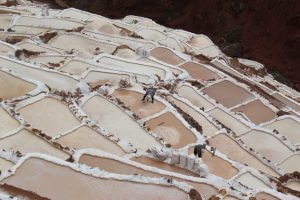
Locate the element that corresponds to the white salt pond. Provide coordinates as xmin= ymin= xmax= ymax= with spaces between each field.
xmin=285 ymin=181 xmax=300 ymax=192
xmin=273 ymin=93 xmax=300 ymax=112
xmin=167 ymin=96 xmax=219 ymax=137
xmin=56 ymin=126 xmax=125 ymax=156
xmin=146 ymin=112 xmax=197 ymax=149
xmin=82 ymin=95 xmax=162 ymax=151
xmin=0 ymin=57 xmax=78 ymax=91
xmin=188 ymin=36 xmax=213 ymax=48
xmin=0 ymin=42 xmax=14 ymax=53
xmin=48 ymin=34 xmax=117 ymax=55
xmin=239 ymin=130 xmax=293 ymax=163
xmin=235 ymin=172 xmax=271 ymax=190
xmin=279 ymin=154 xmax=300 ymax=174
xmin=158 ymin=37 xmax=183 ymax=52
xmin=3 ymin=157 xmax=188 ymax=200
xmin=209 ymin=134 xmax=279 ymax=177
xmin=15 ymin=16 xmax=83 ymax=30
xmin=17 ymin=42 xmax=60 ymax=54
xmin=0 ymin=107 xmax=19 ymax=137
xmin=84 ymin=31 xmax=156 ymax=49
xmin=60 ymin=9 xmax=91 ymax=21
xmin=0 ymin=70 xmax=36 ymax=100
xmin=137 ymin=28 xmax=166 ymax=41
xmin=18 ymin=97 xmax=80 ymax=137
xmin=98 ymin=56 xmax=166 ymax=79
xmin=0 ymin=157 xmax=13 ymax=172
xmin=208 ymin=108 xmax=249 ymax=136
xmin=60 ymin=60 xmax=91 ymax=75
xmin=0 ymin=129 xmax=69 ymax=159
xmin=202 ymin=80 xmax=255 ymax=108
xmin=177 ymin=85 xmax=214 ymax=110
xmin=263 ymin=117 xmax=300 ymax=144
xmin=0 ymin=15 xmax=12 ymax=29
xmin=10 ymin=25 xmax=50 ymax=35
xmin=113 ymin=89 xmax=166 ymax=118
xmin=85 ymin=71 xmax=130 ymax=86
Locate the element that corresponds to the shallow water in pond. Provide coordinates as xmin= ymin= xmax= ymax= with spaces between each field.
xmin=234 ymin=172 xmax=271 ymax=190
xmin=18 ymin=98 xmax=80 ymax=137
xmin=82 ymin=95 xmax=161 ymax=151
xmin=0 ymin=107 xmax=20 ymax=137
xmin=150 ymin=47 xmax=184 ymax=65
xmin=232 ymin=99 xmax=275 ymax=124
xmin=202 ymin=80 xmax=255 ymax=108
xmin=239 ymin=130 xmax=293 ymax=163
xmin=56 ymin=126 xmax=124 ymax=156
xmin=145 ymin=112 xmax=197 ymax=148
xmin=167 ymin=96 xmax=219 ymax=137
xmin=3 ymin=158 xmax=188 ymax=200
xmin=0 ymin=129 xmax=68 ymax=159
xmin=179 ymin=62 xmax=220 ymax=81
xmin=209 ymin=134 xmax=279 ymax=177
xmin=112 ymin=89 xmax=165 ymax=118
xmin=263 ymin=117 xmax=300 ymax=144
xmin=0 ymin=71 xmax=36 ymax=100
xmin=279 ymin=154 xmax=300 ymax=174
xmin=177 ymin=85 xmax=214 ymax=110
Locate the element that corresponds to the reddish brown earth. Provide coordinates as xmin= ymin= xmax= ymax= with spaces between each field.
xmin=33 ymin=0 xmax=300 ymax=91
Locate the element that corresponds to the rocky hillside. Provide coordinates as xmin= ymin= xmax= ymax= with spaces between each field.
xmin=34 ymin=0 xmax=300 ymax=90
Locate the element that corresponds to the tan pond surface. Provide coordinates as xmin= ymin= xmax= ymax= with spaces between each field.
xmin=285 ymin=181 xmax=300 ymax=191
xmin=168 ymin=96 xmax=219 ymax=137
xmin=60 ymin=60 xmax=91 ymax=75
xmin=3 ymin=158 xmax=188 ymax=200
xmin=273 ymin=93 xmax=300 ymax=112
xmin=0 ymin=157 xmax=13 ymax=172
xmin=232 ymin=100 xmax=276 ymax=124
xmin=85 ymin=71 xmax=130 ymax=86
xmin=49 ymin=34 xmax=117 ymax=55
xmin=263 ymin=117 xmax=300 ymax=144
xmin=255 ymin=192 xmax=279 ymax=200
xmin=10 ymin=25 xmax=50 ymax=35
xmin=99 ymin=56 xmax=166 ymax=79
xmin=208 ymin=108 xmax=249 ymax=136
xmin=0 ymin=57 xmax=78 ymax=91
xmin=17 ymin=42 xmax=59 ymax=54
xmin=150 ymin=47 xmax=184 ymax=65
xmin=112 ymin=89 xmax=166 ymax=118
xmin=0 ymin=129 xmax=68 ymax=159
xmin=209 ymin=134 xmax=279 ymax=177
xmin=15 ymin=16 xmax=83 ymax=30
xmin=132 ymin=156 xmax=199 ymax=177
xmin=145 ymin=112 xmax=197 ymax=148
xmin=279 ymin=154 xmax=300 ymax=174
xmin=82 ymin=96 xmax=161 ymax=151
xmin=79 ymin=154 xmax=163 ymax=177
xmin=224 ymin=196 xmax=240 ymax=200
xmin=177 ymin=85 xmax=214 ymax=110
xmin=235 ymin=172 xmax=271 ymax=190
xmin=187 ymin=150 xmax=238 ymax=179
xmin=18 ymin=98 xmax=80 ymax=137
xmin=56 ymin=126 xmax=125 ymax=156
xmin=179 ymin=62 xmax=220 ymax=81
xmin=131 ymin=156 xmax=218 ymax=199
xmin=239 ymin=130 xmax=293 ymax=163
xmin=0 ymin=42 xmax=13 ymax=53
xmin=188 ymin=36 xmax=212 ymax=48
xmin=0 ymin=107 xmax=20 ymax=137
xmin=0 ymin=71 xmax=36 ymax=100
xmin=0 ymin=15 xmax=12 ymax=29
xmin=202 ymin=80 xmax=255 ymax=108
